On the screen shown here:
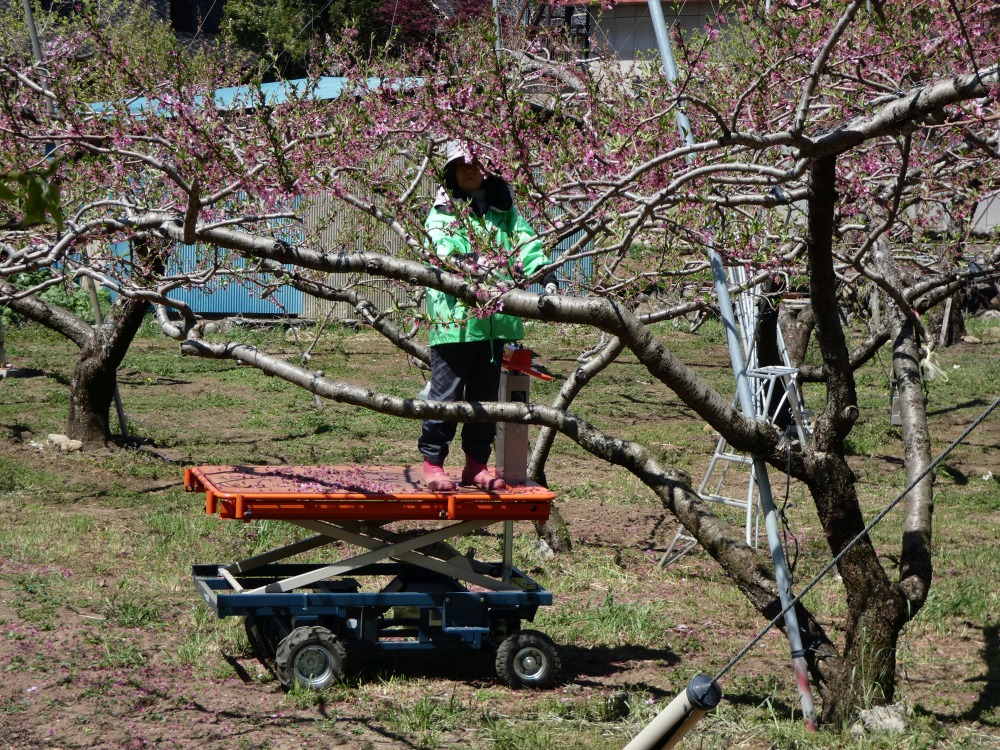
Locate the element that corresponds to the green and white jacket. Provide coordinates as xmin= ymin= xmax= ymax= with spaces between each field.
xmin=424 ymin=188 xmax=549 ymax=347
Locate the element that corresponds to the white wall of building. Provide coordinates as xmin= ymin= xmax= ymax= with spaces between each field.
xmin=973 ymin=194 xmax=1000 ymax=232
xmin=588 ymin=1 xmax=721 ymax=60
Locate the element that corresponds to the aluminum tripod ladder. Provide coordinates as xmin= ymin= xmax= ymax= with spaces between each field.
xmin=659 ymin=269 xmax=809 ymax=567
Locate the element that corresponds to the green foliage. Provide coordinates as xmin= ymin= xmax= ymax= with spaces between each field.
xmin=0 ymin=167 xmax=64 ymax=230
xmin=921 ymin=576 xmax=999 ymax=626
xmin=83 ymin=446 xmax=174 ymax=481
xmin=1 ymin=268 xmax=109 ymax=326
xmin=0 ymin=451 xmax=72 ymax=500
xmin=87 ymin=630 xmax=148 ymax=668
xmin=221 ymin=0 xmax=391 ymax=77
xmin=52 ymin=0 xmax=205 ymax=101
xmin=547 ymin=591 xmax=676 ymax=647
xmin=0 ymin=459 xmax=20 ymax=493
xmin=379 ymin=691 xmax=468 ymax=744
xmin=9 ymin=570 xmax=65 ymax=629
xmin=487 ymin=722 xmax=554 ymax=750
xmin=102 ymin=581 xmax=162 ymax=628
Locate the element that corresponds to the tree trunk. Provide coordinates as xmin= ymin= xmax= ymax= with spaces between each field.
xmin=780 ymin=304 xmax=815 ymax=368
xmin=67 ymin=349 xmax=118 ymax=448
xmin=926 ymin=297 xmax=967 ymax=347
xmin=66 ymin=296 xmax=150 ymax=449
xmin=803 ymin=157 xmax=914 ymax=722
xmin=533 ymin=510 xmax=572 ymax=554
xmin=755 ymin=281 xmax=792 ymax=429
xmin=873 ymin=242 xmax=935 ymax=610
xmin=806 ymin=453 xmax=909 ymax=722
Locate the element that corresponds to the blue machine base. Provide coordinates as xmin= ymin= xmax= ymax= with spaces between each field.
xmin=192 ymin=561 xmax=553 ymax=652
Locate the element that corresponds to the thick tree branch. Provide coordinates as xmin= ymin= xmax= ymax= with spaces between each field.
xmin=873 ymin=241 xmax=934 ymax=610
xmin=136 ymin=216 xmax=781 ymax=462
xmin=0 ymin=280 xmax=94 ymax=348
xmin=803 ymin=66 xmax=1000 ymax=157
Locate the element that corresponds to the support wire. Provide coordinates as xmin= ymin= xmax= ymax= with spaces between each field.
xmin=713 ymin=392 xmax=1000 ymax=683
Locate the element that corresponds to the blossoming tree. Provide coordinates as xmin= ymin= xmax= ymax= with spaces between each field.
xmin=2 ymin=0 xmax=998 ymax=721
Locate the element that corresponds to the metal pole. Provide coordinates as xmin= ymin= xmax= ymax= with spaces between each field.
xmin=21 ymin=0 xmax=55 ymax=118
xmin=0 ymin=317 xmax=8 ymax=372
xmin=21 ymin=0 xmax=44 ymax=66
xmin=4 ymin=0 xmax=44 ymax=380
xmin=644 ymin=0 xmax=693 ymax=148
xmin=502 ymin=520 xmax=513 ymax=583
xmin=493 ymin=0 xmax=502 ymax=50
xmin=707 ymin=252 xmax=817 ymax=730
xmin=645 ymin=0 xmax=818 ymax=731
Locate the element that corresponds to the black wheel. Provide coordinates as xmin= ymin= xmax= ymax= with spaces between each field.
xmin=495 ymin=630 xmax=560 ymax=689
xmin=275 ymin=626 xmax=346 ymax=690
xmin=245 ymin=615 xmax=290 ymax=660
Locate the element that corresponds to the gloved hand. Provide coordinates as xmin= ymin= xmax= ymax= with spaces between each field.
xmin=543 ymin=273 xmax=559 ymax=295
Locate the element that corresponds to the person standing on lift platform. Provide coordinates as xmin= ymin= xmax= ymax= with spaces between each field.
xmin=418 ymin=141 xmax=558 ymax=492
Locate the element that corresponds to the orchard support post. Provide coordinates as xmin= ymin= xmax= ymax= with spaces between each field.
xmin=0 ymin=317 xmax=8 ymax=372
xmin=645 ymin=0 xmax=818 ymax=731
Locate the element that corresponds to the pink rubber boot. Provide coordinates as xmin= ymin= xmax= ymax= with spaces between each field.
xmin=462 ymin=457 xmax=507 ymax=491
xmin=422 ymin=460 xmax=457 ymax=492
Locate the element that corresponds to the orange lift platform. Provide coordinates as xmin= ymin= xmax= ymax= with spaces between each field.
xmin=187 ymin=464 xmax=562 ymax=691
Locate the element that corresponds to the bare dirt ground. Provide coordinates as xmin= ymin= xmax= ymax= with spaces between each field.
xmin=1 ymin=331 xmax=999 ymax=749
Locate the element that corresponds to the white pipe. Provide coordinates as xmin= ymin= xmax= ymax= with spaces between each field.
xmin=623 ymin=675 xmax=722 ymax=750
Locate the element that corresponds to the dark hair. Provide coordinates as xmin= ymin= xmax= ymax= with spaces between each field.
xmin=443 ymin=161 xmax=466 ymax=199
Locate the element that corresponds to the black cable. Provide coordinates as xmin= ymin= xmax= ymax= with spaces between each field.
xmin=778 ymin=435 xmax=799 ymax=582
xmin=713 ymin=392 xmax=1000 ymax=683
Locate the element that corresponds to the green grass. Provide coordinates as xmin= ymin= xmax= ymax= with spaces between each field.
xmin=101 ymin=581 xmax=163 ymax=628
xmin=0 ymin=315 xmax=999 ymax=748
xmin=546 ymin=591 xmax=677 ymax=647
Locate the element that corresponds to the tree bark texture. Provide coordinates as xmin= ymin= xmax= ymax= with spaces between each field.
xmin=0 ymin=282 xmax=92 ymax=349
xmin=804 ymin=157 xmax=910 ymax=721
xmin=778 ymin=304 xmax=814 ymax=369
xmin=872 ymin=242 xmax=935 ymax=609
xmin=533 ymin=511 xmax=573 ymax=555
xmin=66 ymin=295 xmax=149 ymax=449
xmin=755 ymin=281 xmax=792 ymax=429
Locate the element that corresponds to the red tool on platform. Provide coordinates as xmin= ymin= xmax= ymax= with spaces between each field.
xmin=501 ymin=344 xmax=552 ymax=381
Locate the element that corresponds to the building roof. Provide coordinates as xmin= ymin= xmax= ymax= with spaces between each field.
xmin=90 ymin=77 xmax=402 ymax=117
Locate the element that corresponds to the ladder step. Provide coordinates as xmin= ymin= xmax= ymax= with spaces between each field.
xmin=748 ymin=366 xmax=799 ymax=378
xmin=713 ymin=453 xmax=755 ymax=465
xmin=699 ymin=493 xmax=754 ymax=510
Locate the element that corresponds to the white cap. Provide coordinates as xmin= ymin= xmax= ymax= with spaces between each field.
xmin=444 ymin=140 xmax=473 ymax=169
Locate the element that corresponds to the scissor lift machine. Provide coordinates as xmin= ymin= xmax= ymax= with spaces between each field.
xmin=187 ymin=464 xmax=560 ymax=690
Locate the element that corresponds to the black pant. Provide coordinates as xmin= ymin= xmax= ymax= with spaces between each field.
xmin=418 ymin=340 xmax=505 ymax=465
